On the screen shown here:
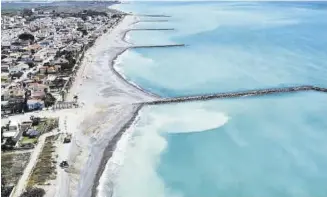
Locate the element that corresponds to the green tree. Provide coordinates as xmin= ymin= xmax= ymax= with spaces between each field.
xmin=22 ymin=8 xmax=33 ymax=17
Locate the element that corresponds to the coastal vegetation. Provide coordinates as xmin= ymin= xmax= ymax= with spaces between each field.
xmin=19 ymin=117 xmax=59 ymax=146
xmin=35 ymin=117 xmax=59 ymax=135
xmin=19 ymin=187 xmax=45 ymax=197
xmin=1 ymin=152 xmax=31 ymax=196
xmin=27 ymin=135 xmax=59 ymax=187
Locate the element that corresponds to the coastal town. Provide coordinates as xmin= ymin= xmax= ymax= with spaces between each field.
xmin=1 ymin=2 xmax=123 ymax=197
xmin=2 ymin=1 xmax=327 ymax=197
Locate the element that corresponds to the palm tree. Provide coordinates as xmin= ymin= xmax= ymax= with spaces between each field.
xmin=60 ymin=90 xmax=66 ymax=101
xmin=1 ymin=127 xmax=4 ymax=142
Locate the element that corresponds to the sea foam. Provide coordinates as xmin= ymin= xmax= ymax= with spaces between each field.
xmin=98 ymin=104 xmax=229 ymax=197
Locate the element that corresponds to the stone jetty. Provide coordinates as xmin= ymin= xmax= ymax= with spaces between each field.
xmin=123 ymin=28 xmax=177 ymax=44
xmin=131 ymin=44 xmax=185 ymax=49
xmin=129 ymin=28 xmax=175 ymax=31
xmin=138 ymin=14 xmax=171 ymax=17
xmin=145 ymin=86 xmax=327 ymax=105
xmin=138 ymin=20 xmax=169 ymax=22
xmin=131 ymin=20 xmax=169 ymax=26
xmin=124 ymin=28 xmax=175 ymax=37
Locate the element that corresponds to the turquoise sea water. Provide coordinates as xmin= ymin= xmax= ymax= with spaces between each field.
xmin=107 ymin=92 xmax=327 ymax=197
xmin=115 ymin=1 xmax=327 ymax=97
xmin=98 ymin=2 xmax=327 ymax=197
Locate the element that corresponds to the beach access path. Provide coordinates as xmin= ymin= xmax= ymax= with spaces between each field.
xmin=13 ymin=131 xmax=58 ymax=197
xmin=8 ymin=109 xmax=80 ymax=197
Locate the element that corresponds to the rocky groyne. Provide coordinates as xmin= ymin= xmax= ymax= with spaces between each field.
xmin=130 ymin=19 xmax=169 ymax=26
xmin=138 ymin=19 xmax=169 ymax=22
xmin=91 ymin=13 xmax=327 ymax=197
xmin=138 ymin=14 xmax=171 ymax=17
xmin=123 ymin=28 xmax=175 ymax=42
xmin=128 ymin=28 xmax=175 ymax=31
xmin=132 ymin=44 xmax=185 ymax=49
xmin=145 ymin=86 xmax=327 ymax=105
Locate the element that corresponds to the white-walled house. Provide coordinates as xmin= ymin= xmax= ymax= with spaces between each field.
xmin=1 ymin=119 xmax=22 ymax=142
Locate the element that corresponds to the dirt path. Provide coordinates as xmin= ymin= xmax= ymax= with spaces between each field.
xmin=11 ymin=130 xmax=59 ymax=197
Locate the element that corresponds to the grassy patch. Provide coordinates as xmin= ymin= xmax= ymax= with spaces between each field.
xmin=21 ymin=137 xmax=38 ymax=145
xmin=28 ymin=135 xmax=59 ymax=187
xmin=1 ymin=153 xmax=31 ymax=186
xmin=33 ymin=118 xmax=59 ymax=135
xmin=34 ymin=121 xmax=46 ymax=133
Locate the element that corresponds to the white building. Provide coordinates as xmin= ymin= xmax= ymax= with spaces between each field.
xmin=1 ymin=119 xmax=22 ymax=142
xmin=33 ymin=54 xmax=43 ymax=62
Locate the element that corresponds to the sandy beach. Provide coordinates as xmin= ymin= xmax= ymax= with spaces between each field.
xmin=58 ymin=10 xmax=327 ymax=197
xmin=54 ymin=14 xmax=156 ymax=197
xmin=11 ymin=14 xmax=156 ymax=197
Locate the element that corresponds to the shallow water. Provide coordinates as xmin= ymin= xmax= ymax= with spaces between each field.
xmin=115 ymin=1 xmax=327 ymax=97
xmin=100 ymin=92 xmax=327 ymax=197
xmin=98 ymin=2 xmax=327 ymax=197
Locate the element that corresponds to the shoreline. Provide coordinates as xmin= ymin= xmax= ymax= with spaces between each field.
xmin=13 ymin=12 xmax=327 ymax=197
xmin=64 ymin=14 xmax=157 ymax=197
xmin=84 ymin=14 xmax=327 ymax=197
xmin=84 ymin=14 xmax=168 ymax=197
xmin=58 ymin=10 xmax=327 ymax=197
xmin=111 ymin=47 xmax=161 ymax=99
xmin=69 ymin=6 xmax=327 ymax=197
xmin=9 ymin=16 xmax=128 ymax=197
xmin=90 ymin=104 xmax=144 ymax=197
